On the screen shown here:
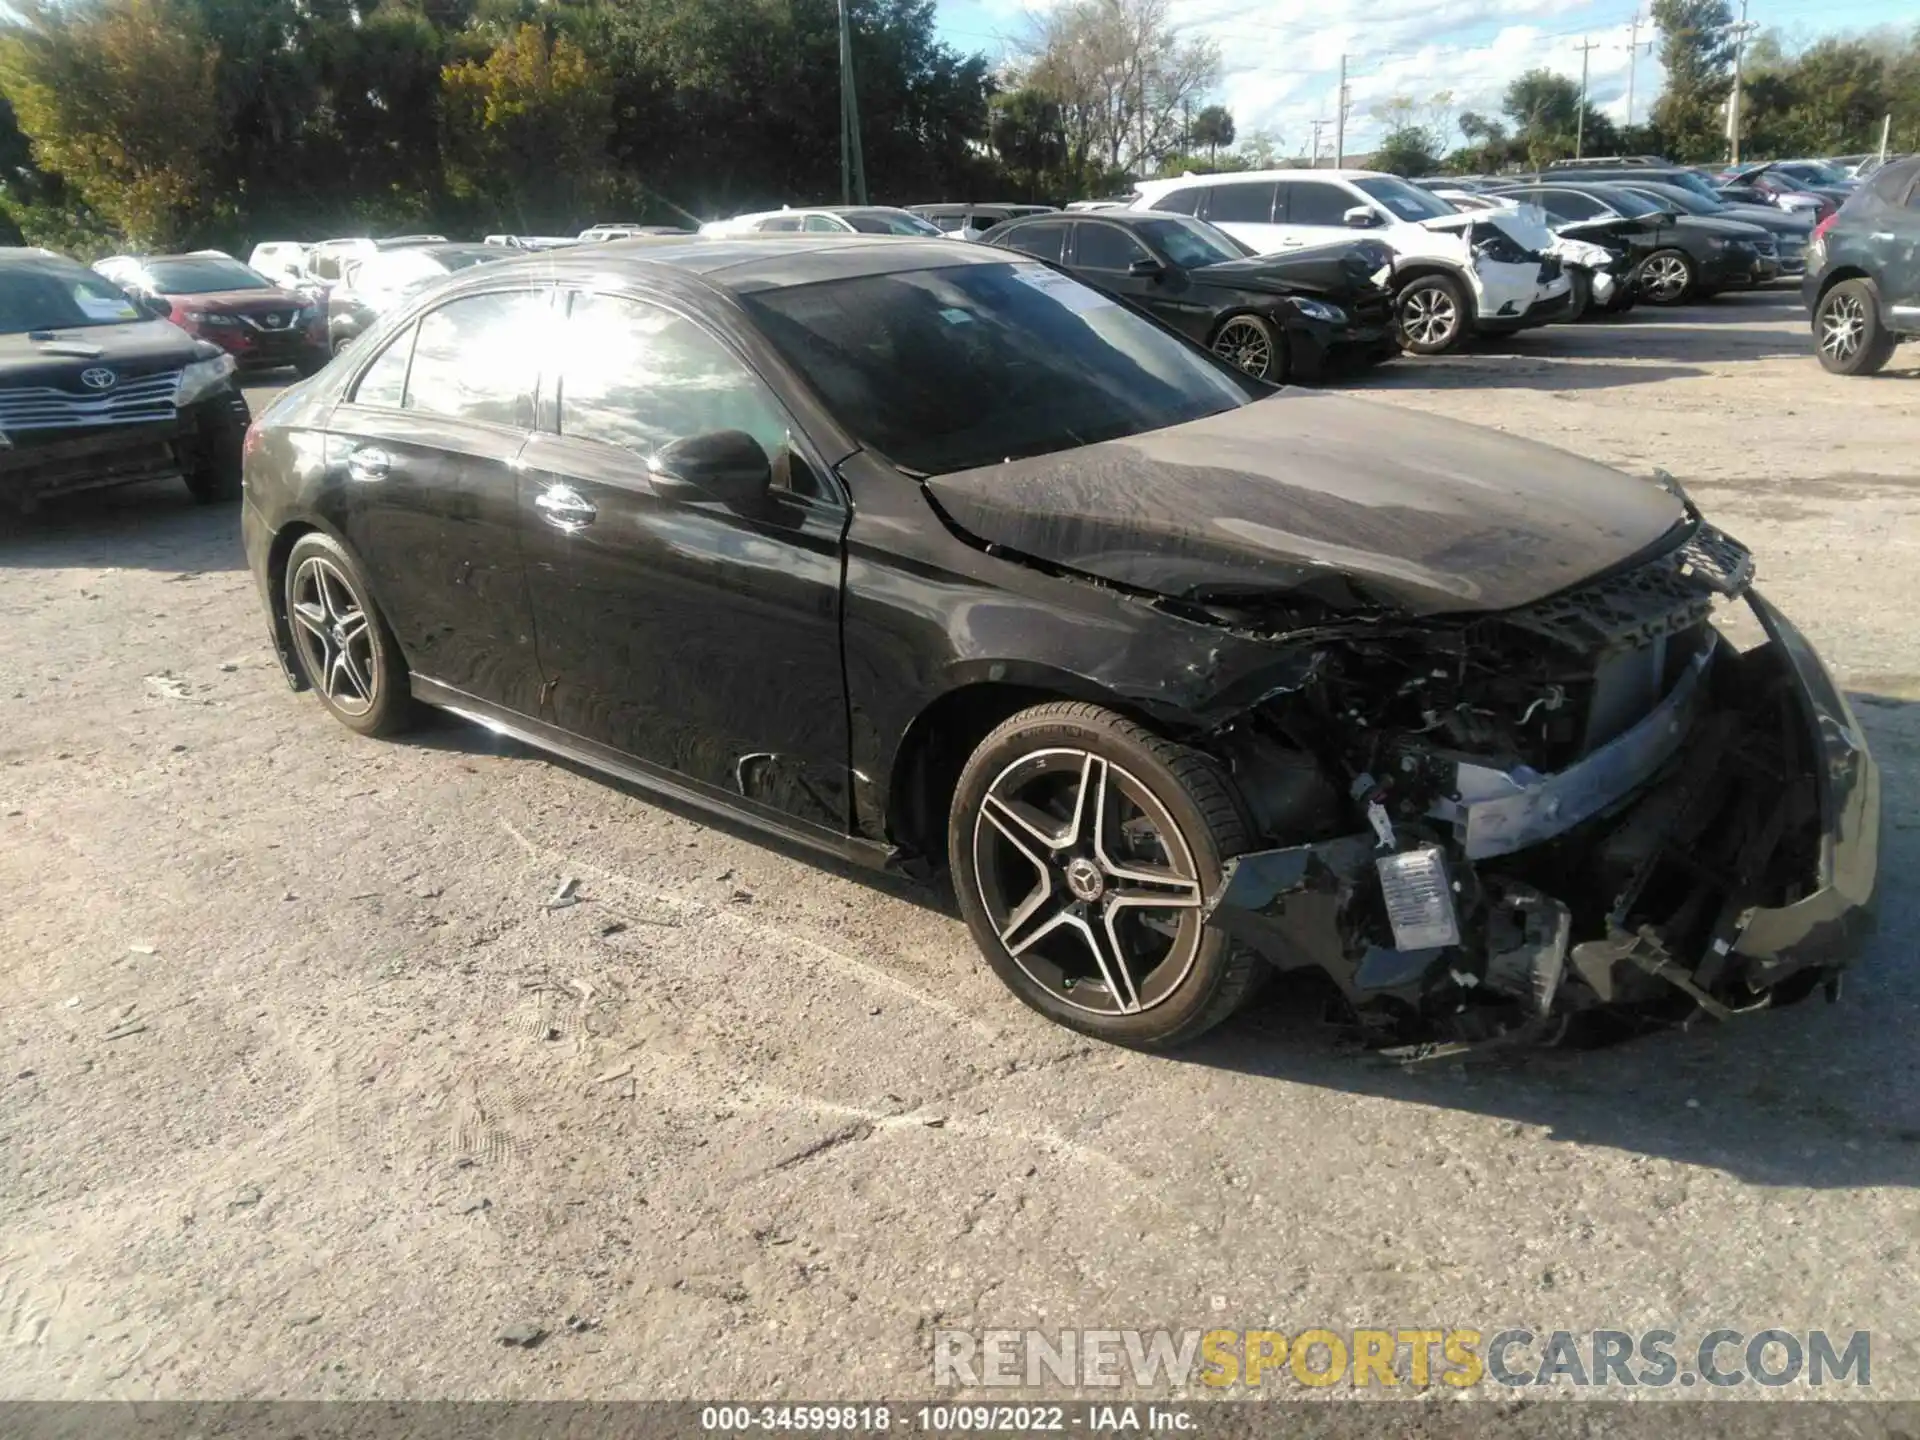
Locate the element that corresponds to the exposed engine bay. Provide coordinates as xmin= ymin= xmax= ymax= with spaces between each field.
xmin=1194 ymin=516 xmax=1879 ymax=1051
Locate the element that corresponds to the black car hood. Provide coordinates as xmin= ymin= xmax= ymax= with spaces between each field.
xmin=0 ymin=321 xmax=205 ymax=385
xmin=923 ymin=393 xmax=1686 ymax=617
xmin=1190 ymin=240 xmax=1393 ymax=300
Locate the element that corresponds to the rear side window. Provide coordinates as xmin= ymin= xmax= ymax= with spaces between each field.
xmin=1284 ymin=182 xmax=1356 ymax=226
xmin=1207 ymin=182 xmax=1276 ymax=224
xmin=1073 ymin=223 xmax=1150 ymax=271
xmin=1153 ymin=188 xmax=1203 ymax=216
xmin=352 ymin=323 xmax=413 ymax=407
xmin=403 ymin=289 xmax=546 ymax=426
xmin=1539 ymin=189 xmax=1608 ymax=220
xmin=1000 ymin=222 xmax=1066 ymax=263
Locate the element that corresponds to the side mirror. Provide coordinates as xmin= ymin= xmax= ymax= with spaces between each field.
xmin=137 ymin=293 xmax=172 ymax=320
xmin=648 ymin=430 xmax=772 ymax=509
xmin=1127 ymin=256 xmax=1165 ymax=278
xmin=1342 ymin=206 xmax=1380 ymax=229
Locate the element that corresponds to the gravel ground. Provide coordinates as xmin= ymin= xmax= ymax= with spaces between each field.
xmin=1 ymin=288 xmax=1916 ymax=1404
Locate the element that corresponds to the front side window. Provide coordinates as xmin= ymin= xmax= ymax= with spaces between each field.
xmin=1286 ymin=181 xmax=1359 ymax=226
xmin=1072 ymin=223 xmax=1151 ymax=271
xmin=999 ymin=222 xmax=1066 ymax=263
xmin=1207 ymin=182 xmax=1276 ymax=224
xmin=1134 ymin=216 xmax=1246 ymax=268
xmin=403 ymin=289 xmax=547 ymax=426
xmin=559 ymin=292 xmax=790 ymax=463
xmin=352 ymin=322 xmax=414 ymax=407
xmin=739 ymin=261 xmax=1253 ymax=476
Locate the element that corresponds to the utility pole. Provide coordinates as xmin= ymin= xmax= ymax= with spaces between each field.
xmin=1309 ymin=119 xmax=1325 ymax=166
xmin=1622 ymin=12 xmax=1652 ymax=127
xmin=1727 ymin=0 xmax=1755 ymax=166
xmin=837 ymin=0 xmax=867 ymax=205
xmin=1334 ymin=54 xmax=1348 ymax=168
xmin=1574 ymin=37 xmax=1600 ymax=158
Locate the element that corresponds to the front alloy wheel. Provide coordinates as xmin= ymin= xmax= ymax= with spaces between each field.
xmin=1210 ymin=314 xmax=1283 ymax=382
xmin=1395 ymin=276 xmax=1466 ymax=355
xmin=1638 ymin=250 xmax=1695 ymax=305
xmin=950 ymin=702 xmax=1259 ymax=1048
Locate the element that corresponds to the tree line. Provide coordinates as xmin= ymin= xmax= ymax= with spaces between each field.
xmin=0 ymin=0 xmax=1916 ymax=257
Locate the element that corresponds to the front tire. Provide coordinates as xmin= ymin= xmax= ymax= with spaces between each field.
xmin=1210 ymin=313 xmax=1287 ymax=383
xmin=948 ymin=701 xmax=1260 ymax=1049
xmin=1565 ymin=270 xmax=1592 ymax=323
xmin=1814 ymin=278 xmax=1898 ymax=376
xmin=1394 ymin=273 xmax=1468 ymax=355
xmin=282 ymin=531 xmax=415 ymax=737
xmin=1637 ymin=249 xmax=1696 ymax=305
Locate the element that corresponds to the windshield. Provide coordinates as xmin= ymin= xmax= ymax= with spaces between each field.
xmin=845 ymin=211 xmax=944 ymax=237
xmin=0 ymin=267 xmax=145 ymax=333
xmin=1134 ymin=216 xmax=1248 ymax=267
xmin=1660 ymin=171 xmax=1722 ymax=202
xmin=1351 ymin=176 xmax=1456 ymax=221
xmin=740 ymin=261 xmax=1253 ymax=475
xmin=1633 ymin=185 xmax=1712 ymax=215
xmin=145 ymin=258 xmax=274 ymax=294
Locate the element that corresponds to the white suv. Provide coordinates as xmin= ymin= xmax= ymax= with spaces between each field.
xmin=1129 ymin=169 xmax=1574 ymax=354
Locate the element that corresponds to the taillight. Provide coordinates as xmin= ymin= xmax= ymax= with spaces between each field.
xmin=1811 ymin=212 xmax=1837 ymax=244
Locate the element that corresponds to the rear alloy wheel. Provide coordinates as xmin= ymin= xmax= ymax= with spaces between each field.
xmin=1637 ymin=249 xmax=1696 ymax=305
xmin=1210 ymin=314 xmax=1286 ymax=382
xmin=1814 ymin=278 xmax=1898 ymax=376
xmin=949 ymin=702 xmax=1260 ymax=1048
xmin=1395 ymin=274 xmax=1467 ymax=355
xmin=283 ymin=532 xmax=414 ymax=737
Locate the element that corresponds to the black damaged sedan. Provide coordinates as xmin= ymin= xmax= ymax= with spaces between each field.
xmin=242 ymin=237 xmax=1878 ymax=1049
xmin=982 ymin=209 xmax=1397 ymax=384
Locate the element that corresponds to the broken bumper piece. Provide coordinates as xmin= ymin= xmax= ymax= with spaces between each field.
xmin=1204 ymin=589 xmax=1879 ymax=1042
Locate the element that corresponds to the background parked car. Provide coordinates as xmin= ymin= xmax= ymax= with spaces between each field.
xmin=1608 ymin=179 xmax=1812 ymax=276
xmin=701 ymin=207 xmax=944 ymax=237
xmin=1491 ymin=181 xmax=1777 ymax=304
xmin=1803 ymin=154 xmax=1920 ymax=375
xmin=905 ymin=203 xmax=1057 ymax=240
xmin=248 ymin=242 xmax=312 ymax=288
xmin=578 ymin=224 xmax=692 ymax=241
xmin=328 ymin=242 xmax=510 ymax=355
xmin=982 ymin=209 xmax=1395 ymax=383
xmin=1714 ymin=168 xmax=1832 ymax=218
xmin=305 ymin=236 xmax=444 ymax=287
xmin=94 ymin=252 xmax=328 ymax=374
xmin=484 ymin=234 xmax=581 ymax=250
xmin=1129 ymin=169 xmax=1574 ymax=355
xmin=0 ymin=248 xmax=248 ymax=512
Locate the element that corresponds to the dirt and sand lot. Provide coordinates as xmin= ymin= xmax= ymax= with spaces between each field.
xmin=2 ymin=289 xmax=1917 ymax=1403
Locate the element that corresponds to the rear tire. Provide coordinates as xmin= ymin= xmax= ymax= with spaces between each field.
xmin=1394 ymin=273 xmax=1469 ymax=355
xmin=948 ymin=701 xmax=1260 ymax=1049
xmin=1814 ymin=278 xmax=1898 ymax=376
xmin=282 ymin=531 xmax=416 ymax=738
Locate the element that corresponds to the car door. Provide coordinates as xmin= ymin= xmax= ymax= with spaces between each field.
xmin=1277 ymin=179 xmax=1366 ymax=252
xmin=513 ymin=289 xmax=852 ymax=833
xmin=1065 ymin=220 xmax=1208 ymax=339
xmin=1885 ymin=171 xmax=1920 ymax=323
xmin=321 ymin=286 xmax=551 ymax=715
xmin=995 ymin=220 xmax=1069 ymax=264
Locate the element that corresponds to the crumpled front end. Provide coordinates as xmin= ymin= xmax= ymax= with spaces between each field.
xmin=1199 ymin=519 xmax=1879 ymax=1047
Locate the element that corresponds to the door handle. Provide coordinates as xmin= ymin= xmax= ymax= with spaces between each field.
xmin=534 ymin=483 xmax=596 ymax=530
xmin=346 ymin=445 xmax=391 ymax=483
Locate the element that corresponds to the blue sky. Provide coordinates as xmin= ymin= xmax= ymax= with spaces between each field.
xmin=933 ymin=0 xmax=1917 ymax=157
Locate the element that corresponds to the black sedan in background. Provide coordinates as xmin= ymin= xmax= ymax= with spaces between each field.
xmin=1494 ymin=181 xmax=1778 ymax=303
xmin=0 ymin=248 xmax=249 ymax=512
xmin=1610 ymin=180 xmax=1812 ymax=275
xmin=983 ymin=209 xmax=1396 ymax=383
xmin=242 ymin=236 xmax=1875 ymax=1050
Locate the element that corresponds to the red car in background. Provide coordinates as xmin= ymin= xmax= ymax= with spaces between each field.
xmin=93 ymin=253 xmax=329 ymax=375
